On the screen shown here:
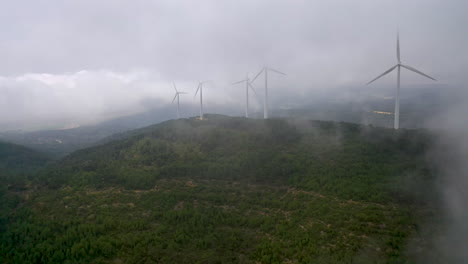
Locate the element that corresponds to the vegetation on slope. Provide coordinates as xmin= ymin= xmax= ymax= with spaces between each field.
xmin=0 ymin=108 xmax=172 ymax=158
xmin=0 ymin=141 xmax=50 ymax=177
xmin=1 ymin=115 xmax=438 ymax=263
xmin=0 ymin=141 xmax=50 ymax=250
xmin=41 ymin=115 xmax=434 ymax=203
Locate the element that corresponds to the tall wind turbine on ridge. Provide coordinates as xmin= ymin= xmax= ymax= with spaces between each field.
xmin=232 ymin=73 xmax=258 ymax=118
xmin=194 ymin=80 xmax=210 ymax=120
xmin=251 ymin=67 xmax=286 ymax=119
xmin=367 ymin=32 xmax=436 ymax=130
xmin=171 ymin=82 xmax=187 ymax=119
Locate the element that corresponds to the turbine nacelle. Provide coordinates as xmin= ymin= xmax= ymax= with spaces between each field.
xmin=232 ymin=75 xmax=258 ymax=97
xmin=232 ymin=73 xmax=260 ymax=118
xmin=251 ymin=67 xmax=286 ymax=84
xmin=171 ymin=82 xmax=187 ymax=119
xmin=172 ymin=82 xmax=187 ymax=103
xmin=366 ymin=63 xmax=436 ymax=85
xmin=250 ymin=66 xmax=286 ymax=119
xmin=194 ymin=80 xmax=212 ymax=120
xmin=366 ymin=32 xmax=436 ymax=129
xmin=194 ymin=80 xmax=212 ymax=97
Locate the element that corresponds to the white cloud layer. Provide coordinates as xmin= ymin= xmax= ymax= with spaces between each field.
xmin=0 ymin=0 xmax=467 ymax=130
xmin=0 ymin=69 xmax=266 ymax=130
xmin=0 ymin=70 xmax=171 ymax=130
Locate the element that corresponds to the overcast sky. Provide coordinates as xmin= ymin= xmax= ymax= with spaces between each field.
xmin=0 ymin=0 xmax=467 ymax=130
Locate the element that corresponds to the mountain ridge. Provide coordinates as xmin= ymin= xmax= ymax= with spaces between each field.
xmin=1 ymin=115 xmax=439 ymax=263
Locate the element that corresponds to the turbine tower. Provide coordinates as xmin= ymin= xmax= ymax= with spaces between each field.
xmin=194 ymin=80 xmax=210 ymax=120
xmin=251 ymin=67 xmax=286 ymax=119
xmin=171 ymin=82 xmax=187 ymax=119
xmin=367 ymin=32 xmax=436 ymax=130
xmin=232 ymin=73 xmax=258 ymax=118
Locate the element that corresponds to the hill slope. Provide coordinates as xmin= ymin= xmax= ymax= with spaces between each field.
xmin=1 ymin=115 xmax=437 ymax=263
xmin=0 ymin=107 xmax=173 ymax=158
xmin=0 ymin=141 xmax=50 ymax=177
xmin=43 ymin=115 xmax=434 ymax=202
xmin=0 ymin=141 xmax=50 ymax=245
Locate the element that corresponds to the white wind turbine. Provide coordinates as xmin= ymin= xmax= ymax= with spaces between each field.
xmin=194 ymin=80 xmax=210 ymax=120
xmin=367 ymin=32 xmax=436 ymax=129
xmin=232 ymin=73 xmax=259 ymax=118
xmin=251 ymin=67 xmax=286 ymax=119
xmin=171 ymin=82 xmax=187 ymax=119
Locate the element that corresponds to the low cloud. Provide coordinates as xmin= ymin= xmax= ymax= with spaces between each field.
xmin=0 ymin=70 xmax=171 ymax=130
xmin=423 ymin=85 xmax=468 ymax=262
xmin=0 ymin=69 xmax=267 ymax=131
xmin=0 ymin=0 xmax=466 ymax=130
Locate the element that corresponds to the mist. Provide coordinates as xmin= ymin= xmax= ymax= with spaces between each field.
xmin=420 ymin=85 xmax=468 ymax=263
xmin=1 ymin=2 xmax=468 ymax=260
xmin=1 ymin=0 xmax=467 ymax=131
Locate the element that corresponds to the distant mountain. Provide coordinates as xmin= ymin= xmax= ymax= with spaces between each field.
xmin=0 ymin=141 xmax=50 ymax=177
xmin=0 ymin=115 xmax=440 ymax=263
xmin=274 ymin=84 xmax=458 ymax=129
xmin=0 ymin=107 xmax=176 ymax=158
xmin=0 ymin=140 xmax=50 ymax=213
xmin=0 ymin=84 xmax=456 ymax=159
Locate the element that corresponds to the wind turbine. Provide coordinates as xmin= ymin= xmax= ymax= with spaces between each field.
xmin=251 ymin=67 xmax=286 ymax=119
xmin=194 ymin=80 xmax=210 ymax=120
xmin=232 ymin=73 xmax=259 ymax=118
xmin=171 ymin=82 xmax=187 ymax=119
xmin=367 ymin=32 xmax=436 ymax=129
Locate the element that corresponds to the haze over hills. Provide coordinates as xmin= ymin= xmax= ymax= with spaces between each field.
xmin=1 ymin=115 xmax=441 ymax=263
xmin=0 ymin=107 xmax=176 ymax=157
xmin=0 ymin=141 xmax=50 ymax=236
xmin=0 ymin=1 xmax=467 ymax=263
xmin=0 ymin=141 xmax=50 ymax=177
xmin=0 ymin=84 xmax=455 ymax=158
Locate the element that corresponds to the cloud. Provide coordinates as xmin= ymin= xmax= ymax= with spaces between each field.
xmin=0 ymin=69 xmax=265 ymax=131
xmin=0 ymin=0 xmax=466 ymax=129
xmin=423 ymin=85 xmax=468 ymax=262
xmin=0 ymin=70 xmax=167 ymax=130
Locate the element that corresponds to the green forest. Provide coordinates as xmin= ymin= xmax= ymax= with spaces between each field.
xmin=1 ymin=115 xmax=441 ymax=263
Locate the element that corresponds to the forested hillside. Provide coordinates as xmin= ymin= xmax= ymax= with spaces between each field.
xmin=0 ymin=141 xmax=50 ymax=178
xmin=0 ymin=107 xmax=174 ymax=158
xmin=1 ymin=115 xmax=439 ymax=263
xmin=0 ymin=141 xmax=50 ymax=205
xmin=0 ymin=141 xmax=50 ymax=254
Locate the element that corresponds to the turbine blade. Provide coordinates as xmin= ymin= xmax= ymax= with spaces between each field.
xmin=397 ymin=32 xmax=400 ymax=63
xmin=251 ymin=68 xmax=264 ymax=83
xmin=366 ymin=65 xmax=398 ymax=85
xmin=248 ymin=82 xmax=259 ymax=98
xmin=194 ymin=83 xmax=200 ymax=97
xmin=269 ymin=68 xmax=286 ymax=76
xmin=401 ymin=64 xmax=436 ymax=81
xmin=173 ymin=82 xmax=178 ymax=93
xmin=232 ymin=79 xmax=247 ymax=85
xmin=172 ymin=93 xmax=178 ymax=103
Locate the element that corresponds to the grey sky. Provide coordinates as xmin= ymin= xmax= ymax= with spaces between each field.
xmin=0 ymin=0 xmax=467 ymax=130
